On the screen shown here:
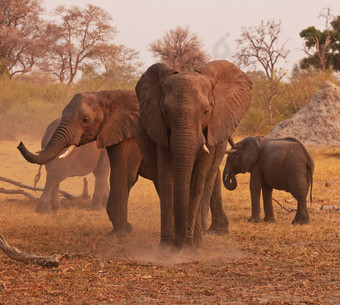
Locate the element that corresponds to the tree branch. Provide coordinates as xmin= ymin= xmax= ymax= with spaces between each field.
xmin=0 ymin=235 xmax=65 ymax=267
xmin=0 ymin=176 xmax=85 ymax=199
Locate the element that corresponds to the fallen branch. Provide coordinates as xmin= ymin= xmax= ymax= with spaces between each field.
xmin=272 ymin=198 xmax=296 ymax=213
xmin=0 ymin=187 xmax=37 ymax=200
xmin=0 ymin=234 xmax=65 ymax=268
xmin=0 ymin=176 xmax=79 ymax=199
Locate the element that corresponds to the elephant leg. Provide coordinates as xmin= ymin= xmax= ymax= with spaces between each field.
xmin=36 ymin=188 xmax=52 ymax=213
xmin=208 ymin=168 xmax=229 ymax=234
xmin=157 ymin=145 xmax=174 ymax=246
xmin=186 ymin=150 xmax=213 ymax=247
xmin=106 ymin=138 xmax=142 ymax=235
xmin=292 ymin=199 xmax=310 ymax=225
xmin=101 ymin=181 xmax=110 ymax=208
xmin=262 ymin=184 xmax=275 ymax=222
xmin=194 ymin=169 xmax=216 ymax=246
xmin=91 ymin=151 xmax=110 ymax=210
xmin=51 ymin=185 xmax=61 ymax=211
xmin=289 ymin=176 xmax=310 ymax=225
xmin=249 ymin=171 xmax=262 ymax=223
xmin=36 ymin=170 xmax=61 ymax=213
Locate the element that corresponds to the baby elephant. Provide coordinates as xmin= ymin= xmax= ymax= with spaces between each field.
xmin=222 ymin=137 xmax=314 ymax=225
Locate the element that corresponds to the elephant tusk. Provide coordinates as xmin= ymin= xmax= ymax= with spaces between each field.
xmin=228 ymin=137 xmax=236 ymax=148
xmin=225 ymin=148 xmax=237 ymax=154
xmin=59 ymin=145 xmax=76 ymax=159
xmin=203 ymin=144 xmax=210 ymax=154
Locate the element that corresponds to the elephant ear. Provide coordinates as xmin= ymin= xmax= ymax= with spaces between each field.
xmin=96 ymin=90 xmax=139 ymax=148
xmin=199 ymin=60 xmax=252 ymax=146
xmin=135 ymin=63 xmax=178 ymax=147
xmin=240 ymin=137 xmax=260 ymax=173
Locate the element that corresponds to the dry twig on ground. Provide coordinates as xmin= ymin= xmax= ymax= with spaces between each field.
xmin=0 ymin=235 xmax=65 ymax=267
xmin=0 ymin=176 xmax=84 ymax=199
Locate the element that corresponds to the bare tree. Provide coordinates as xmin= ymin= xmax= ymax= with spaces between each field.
xmin=233 ymin=20 xmax=289 ymax=80
xmin=40 ymin=4 xmax=116 ymax=84
xmin=233 ymin=20 xmax=289 ymax=127
xmin=149 ymin=25 xmax=209 ymax=71
xmin=0 ymin=0 xmax=45 ymax=76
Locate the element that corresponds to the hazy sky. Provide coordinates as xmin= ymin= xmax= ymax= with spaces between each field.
xmin=43 ymin=0 xmax=340 ymax=73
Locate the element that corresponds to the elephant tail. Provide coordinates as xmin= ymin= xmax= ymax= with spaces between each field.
xmin=309 ymin=169 xmax=313 ymax=205
xmin=307 ymin=157 xmax=314 ymax=205
xmin=34 ymin=165 xmax=42 ymax=189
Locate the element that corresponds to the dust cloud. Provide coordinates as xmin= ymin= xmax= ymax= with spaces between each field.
xmin=99 ymin=230 xmax=244 ymax=266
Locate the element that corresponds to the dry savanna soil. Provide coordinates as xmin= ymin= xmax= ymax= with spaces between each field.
xmin=0 ymin=137 xmax=339 ymax=304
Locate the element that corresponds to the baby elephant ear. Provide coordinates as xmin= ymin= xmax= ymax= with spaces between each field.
xmin=240 ymin=137 xmax=261 ymax=173
xmin=199 ymin=60 xmax=252 ymax=146
xmin=96 ymin=90 xmax=139 ymax=148
xmin=135 ymin=63 xmax=177 ymax=147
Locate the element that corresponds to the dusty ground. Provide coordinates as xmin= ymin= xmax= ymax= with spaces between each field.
xmin=0 ymin=138 xmax=339 ymax=304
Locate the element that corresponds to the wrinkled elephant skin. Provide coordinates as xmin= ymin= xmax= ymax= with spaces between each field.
xmin=135 ymin=60 xmax=252 ymax=248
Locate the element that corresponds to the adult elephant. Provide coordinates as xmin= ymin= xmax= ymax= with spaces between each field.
xmin=135 ymin=60 xmax=252 ymax=248
xmin=35 ymin=117 xmax=110 ymax=213
xmin=17 ymin=90 xmax=230 ymax=236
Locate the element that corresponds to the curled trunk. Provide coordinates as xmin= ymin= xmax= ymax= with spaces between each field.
xmin=17 ymin=124 xmax=71 ymax=165
xmin=223 ymin=172 xmax=237 ymax=190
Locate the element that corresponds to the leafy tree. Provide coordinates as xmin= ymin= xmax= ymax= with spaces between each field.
xmin=300 ymin=10 xmax=340 ymax=72
xmin=89 ymin=44 xmax=142 ymax=83
xmin=40 ymin=4 xmax=116 ymax=84
xmin=149 ymin=25 xmax=209 ymax=71
xmin=237 ymin=73 xmax=287 ymax=135
xmin=0 ymin=0 xmax=45 ymax=76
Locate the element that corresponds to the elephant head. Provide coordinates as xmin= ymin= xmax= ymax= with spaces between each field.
xmin=136 ymin=60 xmax=252 ymax=247
xmin=18 ymin=90 xmax=139 ymax=164
xmin=223 ymin=136 xmax=261 ymax=190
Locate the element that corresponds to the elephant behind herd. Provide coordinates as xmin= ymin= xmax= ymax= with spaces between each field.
xmin=17 ymin=60 xmax=314 ymax=250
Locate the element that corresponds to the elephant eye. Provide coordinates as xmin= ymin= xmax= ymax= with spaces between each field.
xmin=83 ymin=117 xmax=89 ymax=124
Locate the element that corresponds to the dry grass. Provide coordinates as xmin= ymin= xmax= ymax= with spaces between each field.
xmin=0 ymin=138 xmax=339 ymax=304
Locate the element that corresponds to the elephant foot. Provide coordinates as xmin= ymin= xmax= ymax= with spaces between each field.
xmin=159 ymin=238 xmax=174 ymax=247
xmin=248 ymin=216 xmax=260 ymax=223
xmin=292 ymin=215 xmax=310 ymax=225
xmin=157 ymin=241 xmax=173 ymax=255
xmin=51 ymin=203 xmax=61 ymax=211
xmin=193 ymin=236 xmax=203 ymax=248
xmin=35 ymin=205 xmax=51 ymax=214
xmin=90 ymin=204 xmax=104 ymax=211
xmin=263 ymin=216 xmax=275 ymax=223
xmin=207 ymin=223 xmax=229 ymax=235
xmin=109 ymin=222 xmax=133 ymax=236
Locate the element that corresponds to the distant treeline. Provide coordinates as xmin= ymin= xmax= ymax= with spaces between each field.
xmin=0 ymin=68 xmax=338 ymax=141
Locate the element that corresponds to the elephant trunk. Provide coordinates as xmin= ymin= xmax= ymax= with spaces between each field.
xmin=223 ymin=172 xmax=237 ymax=190
xmin=18 ymin=123 xmax=71 ymax=165
xmin=171 ymin=129 xmax=202 ymax=249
